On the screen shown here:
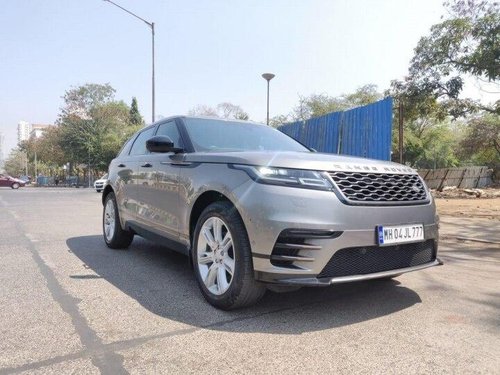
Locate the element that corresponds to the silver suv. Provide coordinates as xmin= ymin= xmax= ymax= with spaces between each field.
xmin=102 ymin=116 xmax=441 ymax=309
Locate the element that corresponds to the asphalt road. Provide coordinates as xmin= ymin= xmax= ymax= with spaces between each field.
xmin=0 ymin=188 xmax=498 ymax=374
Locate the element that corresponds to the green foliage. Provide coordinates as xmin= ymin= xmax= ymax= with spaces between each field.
xmin=269 ymin=115 xmax=290 ymax=128
xmin=412 ymin=0 xmax=499 ymax=82
xmin=14 ymin=83 xmax=141 ymax=176
xmin=61 ymin=83 xmax=116 ymax=119
xmin=4 ymin=149 xmax=26 ymax=176
xmin=404 ymin=122 xmax=460 ymax=169
xmin=129 ymin=97 xmax=144 ymax=126
xmin=392 ymin=0 xmax=499 ymax=118
xmin=291 ymin=85 xmax=383 ymax=121
xmin=459 ymin=113 xmax=500 ymax=167
xmin=58 ymin=99 xmax=140 ymax=172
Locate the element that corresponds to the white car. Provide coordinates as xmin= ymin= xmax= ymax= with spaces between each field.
xmin=94 ymin=174 xmax=108 ymax=192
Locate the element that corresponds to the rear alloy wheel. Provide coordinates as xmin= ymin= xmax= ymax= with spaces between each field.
xmin=193 ymin=201 xmax=266 ymax=309
xmin=103 ymin=192 xmax=134 ymax=249
xmin=11 ymin=183 xmax=20 ymax=189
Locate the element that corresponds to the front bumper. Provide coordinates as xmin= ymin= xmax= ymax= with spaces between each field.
xmin=257 ymin=258 xmax=443 ymax=286
xmin=231 ymin=180 xmax=440 ymax=283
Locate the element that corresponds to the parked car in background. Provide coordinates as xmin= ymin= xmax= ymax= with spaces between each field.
xmin=94 ymin=174 xmax=108 ymax=192
xmin=18 ymin=175 xmax=32 ymax=184
xmin=0 ymin=174 xmax=26 ymax=189
xmin=102 ymin=116 xmax=441 ymax=309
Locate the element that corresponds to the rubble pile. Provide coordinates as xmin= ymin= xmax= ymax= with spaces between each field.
xmin=432 ymin=187 xmax=500 ymax=199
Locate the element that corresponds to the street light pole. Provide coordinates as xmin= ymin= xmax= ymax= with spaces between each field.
xmin=261 ymin=73 xmax=275 ymax=125
xmin=151 ymin=22 xmax=155 ymax=123
xmin=103 ymin=0 xmax=155 ymax=123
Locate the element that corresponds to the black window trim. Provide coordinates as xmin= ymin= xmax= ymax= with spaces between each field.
xmin=128 ymin=124 xmax=158 ymax=156
xmin=171 ymin=118 xmax=195 ymax=153
xmin=153 ymin=118 xmax=192 ymax=153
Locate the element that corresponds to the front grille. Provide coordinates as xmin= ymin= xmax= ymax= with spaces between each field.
xmin=328 ymin=171 xmax=428 ymax=204
xmin=317 ymin=240 xmax=435 ymax=278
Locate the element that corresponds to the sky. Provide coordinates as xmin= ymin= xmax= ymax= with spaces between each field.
xmin=0 ymin=0 xmax=474 ymax=157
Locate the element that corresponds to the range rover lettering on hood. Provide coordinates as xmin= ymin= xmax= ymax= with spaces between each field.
xmin=330 ymin=163 xmax=416 ymax=174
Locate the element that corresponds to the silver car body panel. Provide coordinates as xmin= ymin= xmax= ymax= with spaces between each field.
xmin=107 ymin=117 xmax=441 ymax=286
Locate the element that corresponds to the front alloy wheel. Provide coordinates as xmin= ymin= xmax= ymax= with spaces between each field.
xmin=11 ymin=183 xmax=20 ymax=189
xmin=197 ymin=217 xmax=235 ymax=295
xmin=193 ymin=201 xmax=266 ymax=309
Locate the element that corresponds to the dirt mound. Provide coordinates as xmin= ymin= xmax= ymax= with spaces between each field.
xmin=432 ymin=187 xmax=500 ymax=199
xmin=435 ymin=197 xmax=500 ymax=220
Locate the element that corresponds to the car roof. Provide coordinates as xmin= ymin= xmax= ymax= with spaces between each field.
xmin=147 ymin=115 xmax=267 ymax=128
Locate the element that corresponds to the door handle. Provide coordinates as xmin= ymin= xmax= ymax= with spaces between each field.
xmin=117 ymin=163 xmax=126 ymax=168
xmin=141 ymin=162 xmax=153 ymax=168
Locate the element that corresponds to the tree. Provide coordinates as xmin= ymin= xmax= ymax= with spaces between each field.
xmin=291 ymin=93 xmax=345 ymax=121
xmin=129 ymin=97 xmax=144 ymax=126
xmin=3 ymin=149 xmax=26 ymax=176
xmin=188 ymin=102 xmax=249 ymax=120
xmin=394 ymin=0 xmax=499 ymax=118
xmin=459 ymin=113 xmax=500 ymax=169
xmin=60 ymin=83 xmax=116 ymax=119
xmin=403 ymin=122 xmax=460 ymax=169
xmin=35 ymin=127 xmax=66 ymax=167
xmin=216 ymin=102 xmax=249 ymax=120
xmin=269 ymin=115 xmax=290 ymax=128
xmin=57 ymin=83 xmax=141 ymax=174
xmin=188 ymin=105 xmax=219 ymax=117
xmin=291 ymin=85 xmax=383 ymax=121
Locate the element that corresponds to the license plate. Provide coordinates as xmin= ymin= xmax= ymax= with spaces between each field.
xmin=377 ymin=224 xmax=424 ymax=246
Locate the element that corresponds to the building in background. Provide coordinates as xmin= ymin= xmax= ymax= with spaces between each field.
xmin=30 ymin=124 xmax=53 ymax=139
xmin=17 ymin=121 xmax=31 ymax=144
xmin=17 ymin=122 xmax=54 ymax=143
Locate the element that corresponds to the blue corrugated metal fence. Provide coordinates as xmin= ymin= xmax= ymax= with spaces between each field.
xmin=278 ymin=97 xmax=393 ymax=160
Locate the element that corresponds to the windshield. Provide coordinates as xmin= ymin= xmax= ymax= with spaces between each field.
xmin=183 ymin=118 xmax=309 ymax=153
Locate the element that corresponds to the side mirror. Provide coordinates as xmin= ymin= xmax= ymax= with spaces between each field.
xmin=146 ymin=135 xmax=183 ymax=153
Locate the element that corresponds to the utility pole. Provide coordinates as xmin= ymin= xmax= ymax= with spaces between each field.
xmin=398 ymin=100 xmax=404 ymax=164
xmin=262 ymin=73 xmax=275 ymax=125
xmin=103 ymin=0 xmax=155 ymax=123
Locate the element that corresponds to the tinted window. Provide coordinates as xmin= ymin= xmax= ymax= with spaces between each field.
xmin=156 ymin=121 xmax=184 ymax=149
xmin=129 ymin=127 xmax=156 ymax=155
xmin=183 ymin=118 xmax=309 ymax=152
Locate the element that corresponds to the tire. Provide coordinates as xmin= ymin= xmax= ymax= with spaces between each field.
xmin=192 ymin=201 xmax=266 ymax=310
xmin=11 ymin=183 xmax=20 ymax=189
xmin=103 ymin=192 xmax=134 ymax=249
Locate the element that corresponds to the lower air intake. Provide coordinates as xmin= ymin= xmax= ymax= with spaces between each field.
xmin=317 ymin=240 xmax=435 ymax=278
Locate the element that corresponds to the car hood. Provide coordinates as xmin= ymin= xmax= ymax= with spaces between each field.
xmin=182 ymin=151 xmax=416 ymax=174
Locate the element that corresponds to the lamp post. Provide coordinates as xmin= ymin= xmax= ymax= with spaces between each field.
xmin=103 ymin=0 xmax=155 ymax=123
xmin=261 ymin=73 xmax=275 ymax=125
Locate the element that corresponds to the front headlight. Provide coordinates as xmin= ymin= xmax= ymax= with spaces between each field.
xmin=232 ymin=164 xmax=333 ymax=191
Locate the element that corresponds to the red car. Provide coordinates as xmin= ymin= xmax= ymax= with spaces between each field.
xmin=0 ymin=174 xmax=26 ymax=189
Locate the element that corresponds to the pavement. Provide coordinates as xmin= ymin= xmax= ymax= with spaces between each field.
xmin=0 ymin=188 xmax=499 ymax=374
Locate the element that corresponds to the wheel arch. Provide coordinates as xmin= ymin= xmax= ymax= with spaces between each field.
xmin=102 ymin=184 xmax=114 ymax=206
xmin=189 ymin=190 xmax=236 ymax=244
